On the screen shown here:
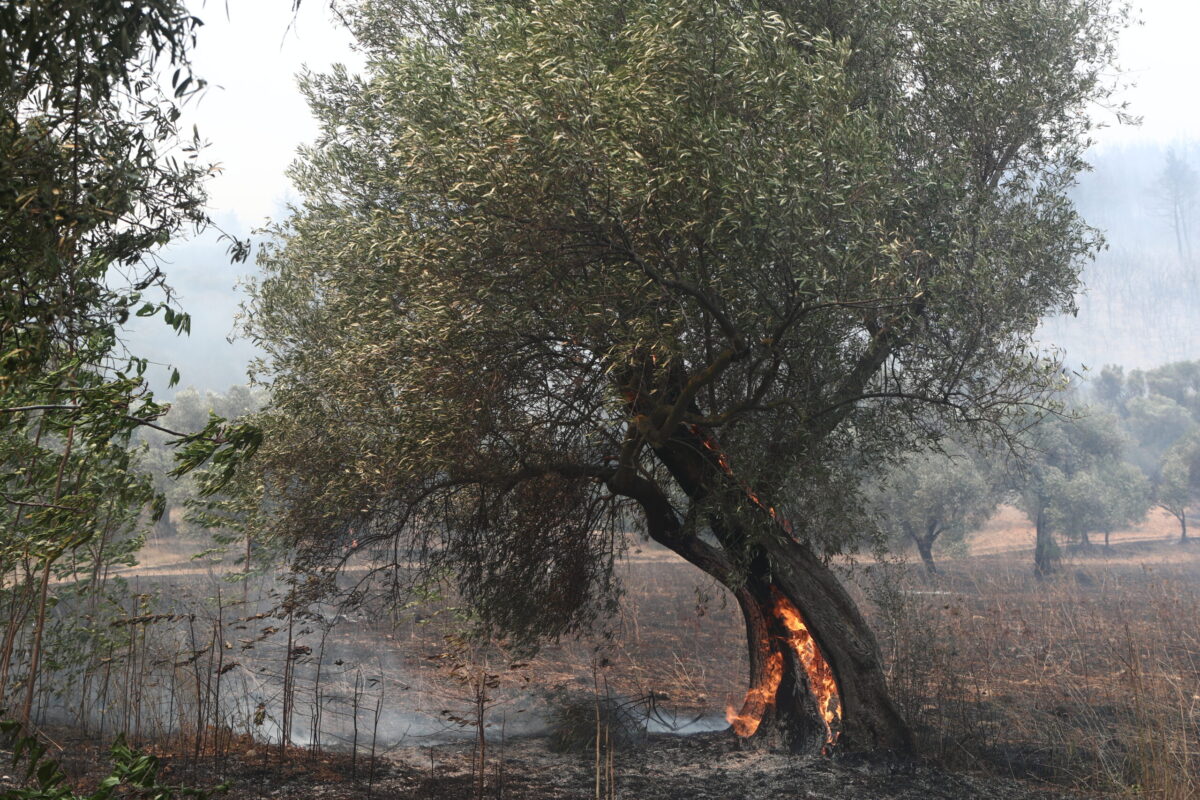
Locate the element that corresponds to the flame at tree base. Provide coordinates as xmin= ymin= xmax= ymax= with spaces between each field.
xmin=685 ymin=424 xmax=841 ymax=744
xmin=726 ymin=589 xmax=842 ymax=745
xmin=725 ymin=651 xmax=783 ymax=737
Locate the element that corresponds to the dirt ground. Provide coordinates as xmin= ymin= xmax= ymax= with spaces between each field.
xmin=15 ymin=504 xmax=1196 ymax=799
xmin=11 ymin=729 xmax=1080 ymax=800
xmin=375 ymin=731 xmax=1080 ymax=800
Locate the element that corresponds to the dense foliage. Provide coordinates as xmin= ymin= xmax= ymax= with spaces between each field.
xmin=0 ymin=1 xmax=243 ymax=724
xmin=247 ymin=0 xmax=1124 ymax=650
xmin=1092 ymin=362 xmax=1200 ymax=540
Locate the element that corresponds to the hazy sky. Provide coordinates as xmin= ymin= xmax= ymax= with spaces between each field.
xmin=127 ymin=1 xmax=358 ymax=394
xmin=1095 ymin=1 xmax=1200 ymax=149
xmin=128 ymin=0 xmax=1200 ymax=395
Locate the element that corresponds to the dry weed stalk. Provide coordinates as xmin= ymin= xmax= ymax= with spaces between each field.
xmin=870 ymin=550 xmax=1200 ymax=797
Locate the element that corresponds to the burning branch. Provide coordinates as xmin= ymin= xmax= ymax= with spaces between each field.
xmin=726 ymin=651 xmax=783 ymax=737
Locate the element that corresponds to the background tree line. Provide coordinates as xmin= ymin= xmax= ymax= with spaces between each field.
xmin=873 ymin=359 xmax=1200 ymax=576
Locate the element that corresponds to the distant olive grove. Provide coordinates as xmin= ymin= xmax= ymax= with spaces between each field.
xmin=871 ymin=359 xmax=1200 ymax=574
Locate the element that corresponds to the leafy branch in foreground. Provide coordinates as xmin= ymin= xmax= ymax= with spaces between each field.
xmin=0 ymin=0 xmax=254 ymax=728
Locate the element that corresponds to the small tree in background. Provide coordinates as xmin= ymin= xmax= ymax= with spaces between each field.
xmin=1012 ymin=409 xmax=1127 ymax=576
xmin=1151 ymin=146 xmax=1198 ymax=264
xmin=1087 ymin=362 xmax=1200 ymax=544
xmin=1138 ymin=361 xmax=1200 ymax=421
xmin=1045 ymin=461 xmax=1149 ymax=549
xmin=1158 ymin=435 xmax=1200 ymax=542
xmin=871 ymin=449 xmax=996 ymax=574
xmin=1092 ymin=365 xmax=1133 ymax=418
xmin=138 ymin=385 xmax=267 ymax=538
xmin=1124 ymin=394 xmax=1195 ymax=479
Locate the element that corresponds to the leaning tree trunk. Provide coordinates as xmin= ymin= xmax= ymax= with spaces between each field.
xmin=748 ymin=538 xmax=912 ymax=752
xmin=643 ymin=425 xmax=913 ymax=754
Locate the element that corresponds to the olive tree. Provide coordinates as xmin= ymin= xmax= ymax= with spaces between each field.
xmin=1124 ymin=394 xmax=1195 ymax=476
xmin=1158 ymin=434 xmax=1200 ymax=541
xmin=246 ymin=0 xmax=1126 ymax=752
xmin=1045 ymin=460 xmax=1148 ymax=548
xmin=1013 ymin=408 xmax=1135 ymax=572
xmin=870 ymin=449 xmax=996 ymax=574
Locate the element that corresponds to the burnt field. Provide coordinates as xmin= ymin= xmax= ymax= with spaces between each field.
xmin=4 ymin=508 xmax=1198 ymax=799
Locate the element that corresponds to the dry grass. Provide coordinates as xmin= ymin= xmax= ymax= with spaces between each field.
xmin=512 ymin=516 xmax=1200 ymax=797
xmin=383 ymin=544 xmax=751 ymax=717
xmin=97 ymin=507 xmax=1200 ymax=798
xmin=870 ymin=515 xmax=1200 ymax=798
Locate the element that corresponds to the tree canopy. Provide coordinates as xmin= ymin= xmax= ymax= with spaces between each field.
xmin=1089 ymin=360 xmax=1200 ymax=541
xmin=870 ymin=447 xmax=997 ymax=574
xmin=244 ymin=0 xmax=1126 ymax=750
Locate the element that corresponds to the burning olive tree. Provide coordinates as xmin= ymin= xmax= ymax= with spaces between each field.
xmin=246 ymin=0 xmax=1125 ymax=752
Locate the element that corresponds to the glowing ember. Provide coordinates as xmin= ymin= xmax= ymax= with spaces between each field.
xmin=690 ymin=424 xmax=796 ymax=536
xmin=725 ymin=651 xmax=783 ymax=737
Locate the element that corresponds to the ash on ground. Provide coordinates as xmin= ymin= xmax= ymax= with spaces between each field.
xmin=194 ymin=731 xmax=1079 ymax=799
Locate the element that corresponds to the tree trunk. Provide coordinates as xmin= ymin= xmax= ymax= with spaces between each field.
xmin=1181 ymin=510 xmax=1188 ymax=543
xmin=913 ymin=523 xmax=940 ymax=575
xmin=901 ymin=524 xmax=938 ymax=575
xmin=642 ymin=426 xmax=912 ymax=754
xmin=749 ymin=539 xmax=911 ymax=752
xmin=1079 ymin=529 xmax=1091 ymax=548
xmin=1175 ymin=204 xmax=1184 ymax=263
xmin=915 ymin=536 xmax=937 ymax=575
xmin=1033 ymin=505 xmax=1055 ymax=579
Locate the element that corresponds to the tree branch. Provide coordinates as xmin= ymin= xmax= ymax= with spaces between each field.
xmin=0 ymin=404 xmax=204 ymax=440
xmin=612 ymin=242 xmax=745 ymax=351
xmin=804 ymin=329 xmax=894 ymax=441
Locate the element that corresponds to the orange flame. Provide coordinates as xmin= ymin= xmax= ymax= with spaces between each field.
xmin=725 ymin=651 xmax=783 ymax=736
xmin=686 ymin=424 xmax=839 ymax=743
xmin=725 ymin=592 xmax=842 ymax=744
xmin=770 ymin=587 xmax=841 ymax=744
